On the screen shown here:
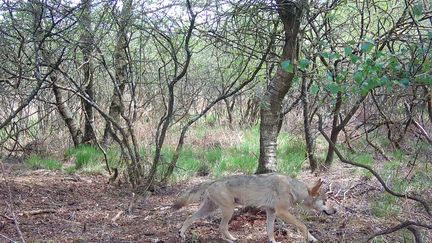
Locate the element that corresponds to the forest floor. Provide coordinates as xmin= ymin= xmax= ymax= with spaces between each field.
xmin=1 ymin=160 xmax=431 ymax=243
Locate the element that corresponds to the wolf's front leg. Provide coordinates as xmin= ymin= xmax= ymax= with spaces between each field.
xmin=274 ymin=206 xmax=318 ymax=242
xmin=265 ymin=208 xmax=280 ymax=243
xmin=219 ymin=206 xmax=237 ymax=242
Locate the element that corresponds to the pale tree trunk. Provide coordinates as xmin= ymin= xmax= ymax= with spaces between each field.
xmin=256 ymin=0 xmax=306 ymax=174
xmin=102 ymin=0 xmax=133 ymax=146
xmin=80 ymin=0 xmax=96 ymax=144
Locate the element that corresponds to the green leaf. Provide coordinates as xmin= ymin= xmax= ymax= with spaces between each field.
xmin=413 ymin=3 xmax=423 ymax=16
xmin=310 ymin=84 xmax=319 ymax=95
xmin=399 ymin=78 xmax=410 ymax=87
xmin=326 ymin=82 xmax=342 ymax=95
xmin=428 ymin=31 xmax=432 ymax=40
xmin=350 ymin=54 xmax=360 ymax=63
xmin=281 ymin=60 xmax=294 ymax=73
xmin=321 ymin=52 xmax=332 ymax=59
xmin=344 ymin=47 xmax=353 ymax=56
xmin=354 ymin=71 xmax=363 ymax=83
xmin=299 ymin=58 xmax=311 ymax=71
xmin=361 ymin=41 xmax=374 ymax=53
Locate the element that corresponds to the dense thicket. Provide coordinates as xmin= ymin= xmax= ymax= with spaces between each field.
xmin=0 ymin=0 xmax=431 ymax=188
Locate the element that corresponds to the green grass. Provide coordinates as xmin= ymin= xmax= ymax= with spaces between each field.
xmin=24 ymin=155 xmax=62 ymax=170
xmin=277 ymin=134 xmax=307 ymax=177
xmin=67 ymin=145 xmax=103 ymax=169
xmin=168 ymin=125 xmax=307 ymax=181
xmin=65 ymin=145 xmax=120 ymax=175
xmin=371 ymin=193 xmax=401 ymax=218
xmin=348 ymin=152 xmax=374 ymax=178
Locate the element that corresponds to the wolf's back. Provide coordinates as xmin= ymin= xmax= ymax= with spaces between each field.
xmin=172 ymin=181 xmax=213 ymax=210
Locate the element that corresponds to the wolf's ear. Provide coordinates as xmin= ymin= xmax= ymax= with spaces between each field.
xmin=308 ymin=179 xmax=323 ymax=196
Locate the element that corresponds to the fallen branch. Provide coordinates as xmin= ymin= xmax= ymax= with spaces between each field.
xmin=317 ymin=114 xmax=431 ymax=216
xmin=20 ymin=209 xmax=57 ymax=217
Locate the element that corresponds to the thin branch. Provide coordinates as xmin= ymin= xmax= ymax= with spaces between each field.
xmin=317 ymin=114 xmax=431 ymax=216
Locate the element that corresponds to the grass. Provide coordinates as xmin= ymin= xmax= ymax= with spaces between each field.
xmin=24 ymin=155 xmax=63 ymax=170
xmin=168 ymin=125 xmax=307 ymax=181
xmin=65 ymin=145 xmax=120 ymax=175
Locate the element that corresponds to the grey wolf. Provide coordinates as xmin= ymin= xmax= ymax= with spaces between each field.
xmin=173 ymin=173 xmax=336 ymax=242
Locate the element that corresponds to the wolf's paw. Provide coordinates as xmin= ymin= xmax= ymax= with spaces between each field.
xmin=307 ymin=232 xmax=318 ymax=242
xmin=178 ymin=230 xmax=186 ymax=240
xmin=225 ymin=238 xmax=238 ymax=243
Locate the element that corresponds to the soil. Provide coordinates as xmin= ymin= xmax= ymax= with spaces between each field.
xmin=1 ymin=161 xmax=431 ymax=243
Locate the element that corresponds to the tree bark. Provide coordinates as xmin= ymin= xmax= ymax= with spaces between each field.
xmin=256 ymin=0 xmax=306 ymax=174
xmin=324 ymin=94 xmax=367 ymax=165
xmin=80 ymin=0 xmax=96 ymax=144
xmin=53 ymin=82 xmax=83 ymax=147
xmin=31 ymin=1 xmax=82 ymax=147
xmin=102 ymin=0 xmax=133 ymax=146
xmin=301 ymin=73 xmax=317 ymax=171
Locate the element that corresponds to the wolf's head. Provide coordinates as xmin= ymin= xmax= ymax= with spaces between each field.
xmin=305 ymin=179 xmax=336 ymax=215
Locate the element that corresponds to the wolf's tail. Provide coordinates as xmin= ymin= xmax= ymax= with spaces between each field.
xmin=172 ymin=181 xmax=213 ymax=210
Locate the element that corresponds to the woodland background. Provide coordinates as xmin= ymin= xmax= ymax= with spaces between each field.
xmin=0 ymin=0 xmax=431 ymax=242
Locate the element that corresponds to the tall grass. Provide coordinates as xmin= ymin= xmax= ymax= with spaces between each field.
xmin=168 ymin=125 xmax=307 ymax=181
xmin=24 ymin=155 xmax=62 ymax=170
xmin=66 ymin=145 xmax=119 ymax=175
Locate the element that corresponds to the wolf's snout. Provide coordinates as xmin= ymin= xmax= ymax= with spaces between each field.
xmin=323 ymin=207 xmax=336 ymax=215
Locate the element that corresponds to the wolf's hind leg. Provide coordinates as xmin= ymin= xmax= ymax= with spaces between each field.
xmin=219 ymin=206 xmax=237 ymax=242
xmin=179 ymin=197 xmax=217 ymax=239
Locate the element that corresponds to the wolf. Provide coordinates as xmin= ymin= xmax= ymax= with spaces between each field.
xmin=173 ymin=173 xmax=336 ymax=243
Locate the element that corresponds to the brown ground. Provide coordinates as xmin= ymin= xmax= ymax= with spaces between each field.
xmin=1 ymin=161 xmax=431 ymax=243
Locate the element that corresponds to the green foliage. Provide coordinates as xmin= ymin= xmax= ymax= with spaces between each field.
xmin=204 ymin=113 xmax=218 ymax=127
xmin=277 ymin=135 xmax=306 ymax=177
xmin=67 ymin=145 xmax=102 ymax=169
xmin=169 ymin=125 xmax=307 ymax=180
xmin=360 ymin=41 xmax=374 ymax=53
xmin=281 ymin=59 xmax=294 ymax=73
xmin=65 ymin=145 xmax=119 ymax=175
xmin=24 ymin=155 xmax=62 ymax=171
xmin=348 ymin=152 xmax=374 ymax=178
xmin=298 ymin=58 xmax=311 ymax=71
xmin=371 ymin=193 xmax=401 ymax=218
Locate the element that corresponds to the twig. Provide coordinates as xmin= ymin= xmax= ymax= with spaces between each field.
xmin=1 ymin=160 xmax=26 ymax=242
xmin=0 ymin=233 xmax=18 ymax=243
xmin=111 ymin=210 xmax=124 ymax=226
xmin=363 ymin=221 xmax=432 ymax=242
xmin=0 ymin=214 xmax=13 ymax=221
xmin=317 ymin=114 xmax=432 ymax=216
xmin=407 ymin=225 xmax=423 ymax=243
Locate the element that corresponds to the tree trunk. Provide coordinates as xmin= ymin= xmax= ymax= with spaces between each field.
xmin=31 ymin=1 xmax=82 ymax=147
xmin=52 ymin=82 xmax=83 ymax=147
xmin=80 ymin=0 xmax=96 ymax=144
xmin=301 ymin=73 xmax=317 ymax=171
xmin=324 ymin=93 xmax=367 ymax=166
xmin=256 ymin=0 xmax=306 ymax=174
xmin=102 ymin=0 xmax=132 ymax=146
